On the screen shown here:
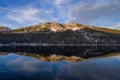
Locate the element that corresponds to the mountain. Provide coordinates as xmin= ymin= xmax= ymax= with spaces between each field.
xmin=12 ymin=22 xmax=120 ymax=34
xmin=0 ymin=22 xmax=120 ymax=46
xmin=12 ymin=23 xmax=85 ymax=33
xmin=0 ymin=26 xmax=11 ymax=32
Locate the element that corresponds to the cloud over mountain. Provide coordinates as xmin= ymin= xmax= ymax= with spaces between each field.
xmin=0 ymin=0 xmax=120 ymax=29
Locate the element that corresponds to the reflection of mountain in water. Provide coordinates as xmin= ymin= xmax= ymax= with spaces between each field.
xmin=0 ymin=46 xmax=120 ymax=58
xmin=1 ymin=52 xmax=84 ymax=62
xmin=0 ymin=48 xmax=120 ymax=62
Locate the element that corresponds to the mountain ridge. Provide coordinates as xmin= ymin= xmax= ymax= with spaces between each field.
xmin=0 ymin=22 xmax=120 ymax=34
xmin=9 ymin=22 xmax=120 ymax=34
xmin=0 ymin=22 xmax=120 ymax=46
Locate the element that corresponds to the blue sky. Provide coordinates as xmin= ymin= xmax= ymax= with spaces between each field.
xmin=0 ymin=0 xmax=120 ymax=29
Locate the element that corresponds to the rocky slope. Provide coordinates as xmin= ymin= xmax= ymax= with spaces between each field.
xmin=0 ymin=23 xmax=120 ymax=46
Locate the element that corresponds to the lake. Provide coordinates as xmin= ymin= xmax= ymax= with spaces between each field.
xmin=0 ymin=46 xmax=120 ymax=80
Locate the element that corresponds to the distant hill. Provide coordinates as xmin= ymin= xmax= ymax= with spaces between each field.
xmin=0 ymin=26 xmax=11 ymax=32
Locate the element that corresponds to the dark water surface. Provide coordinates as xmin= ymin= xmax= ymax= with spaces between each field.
xmin=0 ymin=46 xmax=120 ymax=80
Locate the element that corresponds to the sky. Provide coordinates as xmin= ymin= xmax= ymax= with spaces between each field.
xmin=0 ymin=0 xmax=120 ymax=29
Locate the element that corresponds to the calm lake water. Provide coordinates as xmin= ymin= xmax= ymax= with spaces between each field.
xmin=0 ymin=46 xmax=120 ymax=80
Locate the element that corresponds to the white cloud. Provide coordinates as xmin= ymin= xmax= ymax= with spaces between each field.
xmin=1 ymin=0 xmax=120 ymax=29
xmin=68 ymin=0 xmax=120 ymax=25
xmin=6 ymin=5 xmax=59 ymax=27
xmin=7 ymin=7 xmax=40 ymax=24
xmin=54 ymin=0 xmax=65 ymax=5
xmin=110 ymin=23 xmax=120 ymax=30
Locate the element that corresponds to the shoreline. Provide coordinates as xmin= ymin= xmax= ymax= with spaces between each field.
xmin=1 ymin=43 xmax=120 ymax=47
